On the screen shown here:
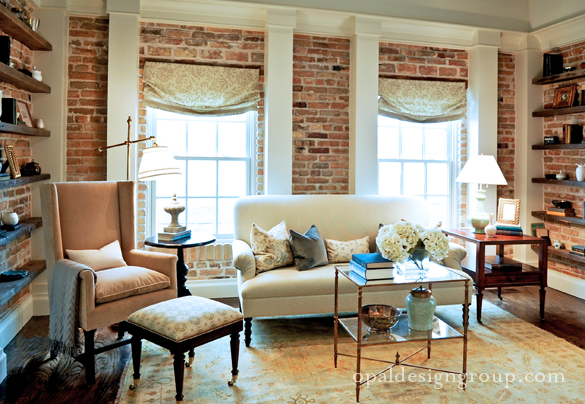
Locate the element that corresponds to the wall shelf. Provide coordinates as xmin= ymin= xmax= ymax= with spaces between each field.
xmin=532 ymin=70 xmax=585 ymax=85
xmin=0 ymin=62 xmax=51 ymax=93
xmin=0 ymin=7 xmax=52 ymax=51
xmin=532 ymin=178 xmax=585 ymax=187
xmin=532 ymin=105 xmax=585 ymax=117
xmin=0 ymin=217 xmax=42 ymax=248
xmin=0 ymin=122 xmax=50 ymax=137
xmin=0 ymin=260 xmax=46 ymax=312
xmin=532 ymin=143 xmax=585 ymax=150
xmin=0 ymin=173 xmax=50 ymax=190
xmin=532 ymin=211 xmax=585 ymax=226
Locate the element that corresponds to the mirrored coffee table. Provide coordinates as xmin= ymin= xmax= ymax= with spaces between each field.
xmin=334 ymin=262 xmax=470 ymax=402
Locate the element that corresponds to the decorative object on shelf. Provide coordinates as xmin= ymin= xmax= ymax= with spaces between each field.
xmin=543 ymin=53 xmax=563 ymax=77
xmin=361 ymin=304 xmax=401 ymax=334
xmin=20 ymin=160 xmax=40 ymax=176
xmin=563 ymin=124 xmax=583 ymax=144
xmin=553 ymin=240 xmax=564 ymax=249
xmin=31 ymin=66 xmax=41 ymax=81
xmin=2 ymin=210 xmax=18 ymax=226
xmin=576 ymin=164 xmax=585 ymax=181
xmin=484 ymin=213 xmax=497 ymax=237
xmin=552 ymin=199 xmax=572 ymax=209
xmin=2 ymin=143 xmax=20 ymax=178
xmin=531 ymin=223 xmax=545 ymax=237
xmin=16 ymin=68 xmax=32 ymax=77
xmin=30 ymin=17 xmax=39 ymax=32
xmin=405 ymin=286 xmax=436 ymax=331
xmin=556 ymin=170 xmax=567 ymax=180
xmin=455 ymin=154 xmax=508 ymax=233
xmin=1 ymin=98 xmax=17 ymax=124
xmin=544 ymin=173 xmax=557 ymax=179
xmin=564 ymin=66 xmax=577 ymax=72
xmin=15 ymin=100 xmax=31 ymax=127
xmin=0 ymin=36 xmax=10 ymax=65
xmin=544 ymin=135 xmax=559 ymax=144
xmin=496 ymin=198 xmax=521 ymax=226
xmin=553 ymin=85 xmax=578 ymax=109
xmin=0 ymin=270 xmax=28 ymax=282
xmin=570 ymin=245 xmax=585 ymax=256
xmin=33 ymin=118 xmax=44 ymax=129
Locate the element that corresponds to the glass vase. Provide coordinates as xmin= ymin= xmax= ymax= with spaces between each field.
xmin=406 ymin=247 xmax=430 ymax=276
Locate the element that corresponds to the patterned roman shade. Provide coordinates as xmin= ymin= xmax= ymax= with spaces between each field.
xmin=143 ymin=61 xmax=261 ymax=116
xmin=378 ymin=78 xmax=466 ymax=123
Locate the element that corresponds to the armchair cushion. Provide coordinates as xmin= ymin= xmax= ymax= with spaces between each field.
xmin=95 ymin=266 xmax=171 ymax=304
xmin=66 ymin=240 xmax=127 ymax=271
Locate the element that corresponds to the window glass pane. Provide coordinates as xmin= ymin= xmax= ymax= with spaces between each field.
xmin=187 ymin=198 xmax=215 ymax=233
xmin=424 ymin=128 xmax=447 ymax=160
xmin=218 ymin=198 xmax=236 ymax=234
xmin=427 ymin=196 xmax=448 ymax=227
xmin=188 ymin=121 xmax=216 ymax=157
xmin=218 ymin=122 xmax=247 ymax=157
xmin=218 ymin=161 xmax=247 ymax=196
xmin=379 ymin=162 xmax=401 ymax=195
xmin=188 ymin=161 xmax=216 ymax=197
xmin=401 ymin=128 xmax=423 ymax=159
xmin=403 ymin=162 xmax=425 ymax=195
xmin=155 ymin=160 xmax=186 ymax=198
xmin=156 ymin=120 xmax=186 ymax=157
xmin=155 ymin=197 xmax=187 ymax=233
xmin=427 ymin=163 xmax=449 ymax=195
xmin=378 ymin=127 xmax=399 ymax=159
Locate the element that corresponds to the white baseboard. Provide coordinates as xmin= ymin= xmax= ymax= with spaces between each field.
xmin=32 ymin=276 xmax=50 ymax=316
xmin=548 ymin=270 xmax=585 ymax=300
xmin=186 ymin=278 xmax=238 ymax=299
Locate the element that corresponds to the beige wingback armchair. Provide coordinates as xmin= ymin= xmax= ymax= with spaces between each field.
xmin=41 ymin=181 xmax=177 ymax=385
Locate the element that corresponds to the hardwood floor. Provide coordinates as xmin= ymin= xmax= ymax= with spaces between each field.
xmin=0 ymin=287 xmax=584 ymax=403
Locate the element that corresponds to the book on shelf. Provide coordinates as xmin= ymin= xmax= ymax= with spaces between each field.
xmin=485 ymin=256 xmax=523 ymax=270
xmin=569 ymin=250 xmax=585 ymax=257
xmin=545 ymin=210 xmax=575 ymax=217
xmin=496 ymin=229 xmax=523 ymax=237
xmin=158 ymin=229 xmax=191 ymax=241
xmin=349 ymin=260 xmax=394 ymax=280
xmin=351 ymin=253 xmax=393 ymax=269
xmin=563 ymin=124 xmax=583 ymax=144
xmin=547 ymin=207 xmax=574 ymax=213
xmin=572 ymin=245 xmax=585 ymax=252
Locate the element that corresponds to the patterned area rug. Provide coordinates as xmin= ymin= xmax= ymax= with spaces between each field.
xmin=115 ymin=301 xmax=585 ymax=404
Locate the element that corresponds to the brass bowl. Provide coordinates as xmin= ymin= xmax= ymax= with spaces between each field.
xmin=361 ymin=304 xmax=401 ymax=333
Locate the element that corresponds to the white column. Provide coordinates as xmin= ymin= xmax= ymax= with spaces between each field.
xmin=349 ymin=17 xmax=381 ymax=195
xmin=515 ymin=36 xmax=543 ymax=263
xmin=264 ymin=9 xmax=295 ymax=195
xmin=106 ymin=0 xmax=140 ymax=181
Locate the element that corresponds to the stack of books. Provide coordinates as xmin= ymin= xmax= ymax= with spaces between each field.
xmin=570 ymin=245 xmax=585 ymax=257
xmin=495 ymin=223 xmax=523 ymax=237
xmin=0 ymin=173 xmax=10 ymax=181
xmin=350 ymin=253 xmax=394 ymax=281
xmin=158 ymin=229 xmax=191 ymax=241
xmin=546 ymin=206 xmax=575 ymax=217
xmin=485 ymin=256 xmax=523 ymax=271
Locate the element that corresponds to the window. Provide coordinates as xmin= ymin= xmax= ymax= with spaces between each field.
xmin=148 ymin=108 xmax=255 ymax=240
xmin=377 ymin=116 xmax=458 ymax=227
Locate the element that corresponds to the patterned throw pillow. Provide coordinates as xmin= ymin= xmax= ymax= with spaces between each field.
xmin=250 ymin=220 xmax=294 ymax=274
xmin=325 ymin=236 xmax=370 ymax=263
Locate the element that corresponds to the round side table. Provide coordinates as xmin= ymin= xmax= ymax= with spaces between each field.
xmin=145 ymin=233 xmax=216 ymax=297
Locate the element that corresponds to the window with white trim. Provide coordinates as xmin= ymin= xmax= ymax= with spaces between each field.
xmin=148 ymin=108 xmax=255 ymax=240
xmin=377 ymin=116 xmax=458 ymax=227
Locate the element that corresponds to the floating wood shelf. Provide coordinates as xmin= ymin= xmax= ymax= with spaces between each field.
xmin=546 ymin=247 xmax=585 ymax=266
xmin=0 ymin=122 xmax=50 ymax=137
xmin=532 ymin=105 xmax=585 ymax=117
xmin=532 ymin=178 xmax=585 ymax=187
xmin=0 ymin=7 xmax=52 ymax=51
xmin=531 ymin=211 xmax=585 ymax=226
xmin=0 ymin=62 xmax=51 ymax=93
xmin=0 ymin=217 xmax=42 ymax=248
xmin=0 ymin=260 xmax=46 ymax=311
xmin=532 ymin=143 xmax=585 ymax=150
xmin=532 ymin=70 xmax=585 ymax=85
xmin=0 ymin=173 xmax=50 ymax=190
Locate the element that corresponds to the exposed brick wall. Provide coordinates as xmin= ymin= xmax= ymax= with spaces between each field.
xmin=66 ymin=16 xmax=109 ymax=182
xmin=378 ymin=42 xmax=469 ymax=227
xmin=137 ymin=22 xmax=266 ymax=279
xmin=292 ymin=34 xmax=350 ymax=194
xmin=497 ymin=53 xmax=516 ymax=201
xmin=541 ymin=40 xmax=585 ymax=278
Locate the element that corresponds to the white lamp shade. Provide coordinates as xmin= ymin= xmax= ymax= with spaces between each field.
xmin=455 ymin=154 xmax=508 ymax=185
xmin=138 ymin=145 xmax=182 ymax=181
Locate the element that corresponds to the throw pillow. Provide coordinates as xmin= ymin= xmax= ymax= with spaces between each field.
xmin=325 ymin=236 xmax=370 ymax=263
xmin=250 ymin=220 xmax=294 ymax=274
xmin=66 ymin=240 xmax=128 ymax=271
xmin=289 ymin=225 xmax=328 ymax=271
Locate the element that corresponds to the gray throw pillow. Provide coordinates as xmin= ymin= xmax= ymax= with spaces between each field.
xmin=289 ymin=225 xmax=328 ymax=271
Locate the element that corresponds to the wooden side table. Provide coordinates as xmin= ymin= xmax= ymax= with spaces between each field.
xmin=442 ymin=228 xmax=548 ymax=324
xmin=145 ymin=233 xmax=216 ymax=297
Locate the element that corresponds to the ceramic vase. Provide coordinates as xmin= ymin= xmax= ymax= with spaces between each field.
xmin=576 ymin=164 xmax=585 ymax=181
xmin=484 ymin=213 xmax=497 ymax=237
xmin=2 ymin=211 xmax=19 ymax=226
xmin=405 ymin=286 xmax=436 ymax=331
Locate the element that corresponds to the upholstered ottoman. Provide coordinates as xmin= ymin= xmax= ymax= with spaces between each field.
xmin=125 ymin=296 xmax=244 ymax=403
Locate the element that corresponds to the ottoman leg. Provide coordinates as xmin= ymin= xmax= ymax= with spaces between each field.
xmin=228 ymin=327 xmax=240 ymax=386
xmin=173 ymin=351 xmax=186 ymax=403
xmin=129 ymin=336 xmax=142 ymax=390
xmin=186 ymin=348 xmax=195 ymax=367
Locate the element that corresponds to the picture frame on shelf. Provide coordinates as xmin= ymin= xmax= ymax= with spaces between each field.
xmin=531 ymin=223 xmax=545 ymax=237
xmin=16 ymin=101 xmax=32 ymax=127
xmin=497 ymin=198 xmax=521 ymax=226
xmin=552 ymin=85 xmax=578 ymax=109
xmin=3 ymin=144 xmax=21 ymax=179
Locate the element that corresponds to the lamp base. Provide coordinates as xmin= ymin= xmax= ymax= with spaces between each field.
xmin=469 ymin=212 xmax=490 ymax=234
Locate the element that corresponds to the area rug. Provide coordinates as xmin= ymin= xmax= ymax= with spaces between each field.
xmin=115 ymin=301 xmax=585 ymax=404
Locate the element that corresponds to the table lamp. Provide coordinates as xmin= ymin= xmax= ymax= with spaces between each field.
xmin=455 ymin=154 xmax=507 ymax=234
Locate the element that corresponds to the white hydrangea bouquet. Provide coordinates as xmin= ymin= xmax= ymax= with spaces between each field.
xmin=376 ymin=221 xmax=450 ymax=270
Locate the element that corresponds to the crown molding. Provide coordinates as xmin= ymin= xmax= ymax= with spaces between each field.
xmin=533 ymin=13 xmax=585 ymax=51
xmin=380 ymin=18 xmax=476 ymax=48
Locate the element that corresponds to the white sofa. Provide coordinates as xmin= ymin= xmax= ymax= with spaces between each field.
xmin=232 ymin=195 xmax=471 ymax=346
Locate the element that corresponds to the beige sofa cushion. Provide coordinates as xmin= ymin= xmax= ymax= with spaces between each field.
xmin=95 ymin=266 xmax=171 ymax=304
xmin=66 ymin=240 xmax=127 ymax=271
xmin=325 ymin=236 xmax=370 ymax=263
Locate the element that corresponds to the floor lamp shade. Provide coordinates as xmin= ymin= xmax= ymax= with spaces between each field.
xmin=137 ymin=145 xmax=182 ymax=181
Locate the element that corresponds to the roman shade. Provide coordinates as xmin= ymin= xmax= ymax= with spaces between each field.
xmin=143 ymin=61 xmax=261 ymax=116
xmin=378 ymin=78 xmax=466 ymax=123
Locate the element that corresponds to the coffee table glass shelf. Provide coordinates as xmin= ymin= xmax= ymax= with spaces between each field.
xmin=334 ymin=263 xmax=470 ymax=402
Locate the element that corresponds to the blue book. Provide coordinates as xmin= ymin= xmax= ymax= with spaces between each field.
xmin=350 ymin=260 xmax=394 ymax=280
xmin=496 ymin=224 xmax=522 ymax=231
xmin=351 ymin=253 xmax=393 ymax=269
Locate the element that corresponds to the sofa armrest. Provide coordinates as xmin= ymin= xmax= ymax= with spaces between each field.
xmin=125 ymin=249 xmax=178 ymax=293
xmin=233 ymin=239 xmax=256 ymax=283
xmin=441 ymin=242 xmax=468 ymax=271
